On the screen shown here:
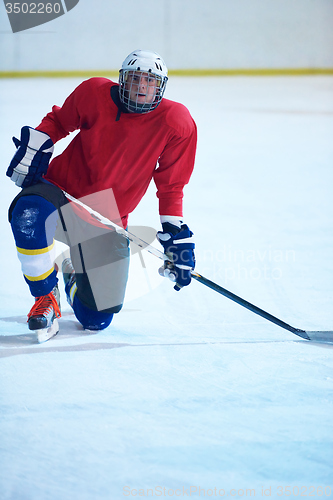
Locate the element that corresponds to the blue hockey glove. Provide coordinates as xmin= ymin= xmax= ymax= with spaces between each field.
xmin=156 ymin=222 xmax=195 ymax=291
xmin=6 ymin=126 xmax=54 ymax=188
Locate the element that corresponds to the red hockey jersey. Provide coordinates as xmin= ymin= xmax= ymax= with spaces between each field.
xmin=36 ymin=78 xmax=197 ymax=227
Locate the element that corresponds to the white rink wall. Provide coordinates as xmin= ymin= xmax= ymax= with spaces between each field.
xmin=0 ymin=0 xmax=333 ymax=72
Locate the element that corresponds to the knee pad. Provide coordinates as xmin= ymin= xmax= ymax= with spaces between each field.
xmin=11 ymin=195 xmax=58 ymax=249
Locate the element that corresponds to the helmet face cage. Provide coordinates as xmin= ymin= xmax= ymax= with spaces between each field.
xmin=119 ymin=69 xmax=168 ymax=113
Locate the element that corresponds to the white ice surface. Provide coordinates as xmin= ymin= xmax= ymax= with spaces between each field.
xmin=0 ymin=77 xmax=333 ymax=499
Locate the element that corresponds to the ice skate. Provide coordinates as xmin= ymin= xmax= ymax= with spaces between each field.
xmin=27 ymin=285 xmax=61 ymax=343
xmin=62 ymin=258 xmax=77 ymax=307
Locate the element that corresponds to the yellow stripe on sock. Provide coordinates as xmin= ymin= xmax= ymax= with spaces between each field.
xmin=17 ymin=241 xmax=55 ymax=255
xmin=69 ymin=282 xmax=77 ymax=304
xmin=24 ymin=267 xmax=55 ymax=282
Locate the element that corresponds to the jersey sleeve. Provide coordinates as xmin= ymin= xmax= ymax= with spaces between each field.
xmin=35 ymin=79 xmax=101 ymax=144
xmin=153 ymin=105 xmax=197 ymax=217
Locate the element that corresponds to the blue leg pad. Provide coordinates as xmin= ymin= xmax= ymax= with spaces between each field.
xmin=11 ymin=195 xmax=58 ymax=297
xmin=11 ymin=195 xmax=58 ymax=249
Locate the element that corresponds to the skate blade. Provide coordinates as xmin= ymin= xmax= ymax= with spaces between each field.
xmin=37 ymin=318 xmax=59 ymax=343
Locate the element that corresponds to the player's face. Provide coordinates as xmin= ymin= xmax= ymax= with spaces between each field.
xmin=125 ymin=71 xmax=157 ymax=104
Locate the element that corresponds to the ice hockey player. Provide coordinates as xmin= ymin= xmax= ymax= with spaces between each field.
xmin=6 ymin=49 xmax=197 ymax=342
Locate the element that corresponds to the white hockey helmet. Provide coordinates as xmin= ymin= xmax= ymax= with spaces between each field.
xmin=119 ymin=49 xmax=168 ymax=113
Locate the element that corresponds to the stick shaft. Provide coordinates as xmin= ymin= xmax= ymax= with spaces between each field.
xmin=191 ymin=272 xmax=309 ymax=340
xmin=63 ymin=190 xmax=167 ymax=261
xmin=63 ymin=190 xmax=310 ymax=341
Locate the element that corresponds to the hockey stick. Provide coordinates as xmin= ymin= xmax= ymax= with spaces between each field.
xmin=62 ymin=191 xmax=333 ymax=344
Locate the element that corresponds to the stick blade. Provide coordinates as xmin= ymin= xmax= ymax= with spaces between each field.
xmin=305 ymin=331 xmax=333 ymax=344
